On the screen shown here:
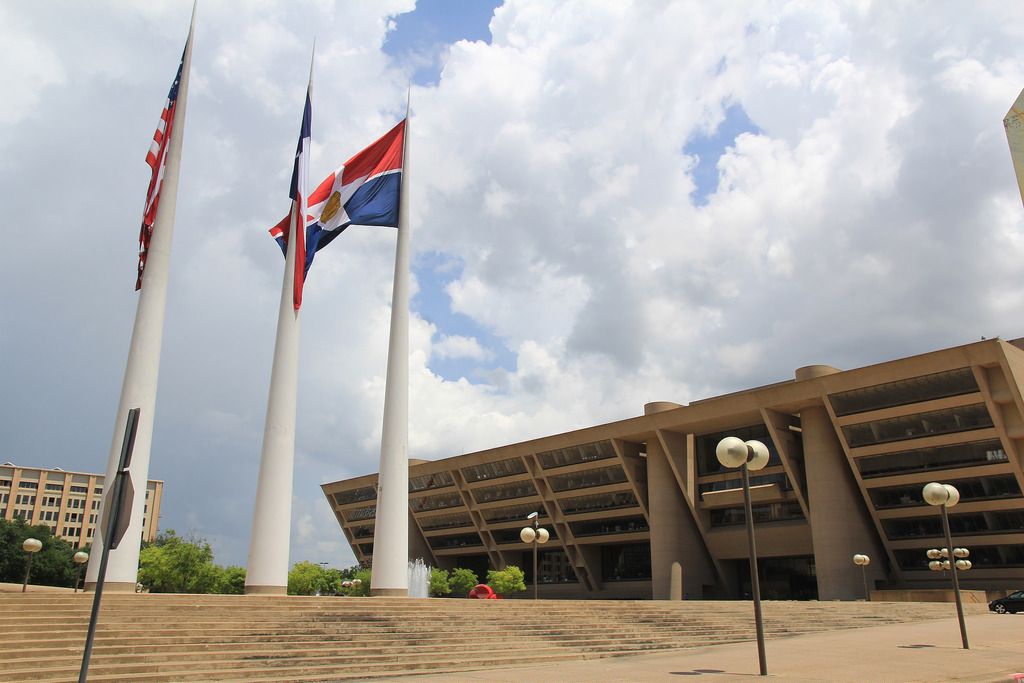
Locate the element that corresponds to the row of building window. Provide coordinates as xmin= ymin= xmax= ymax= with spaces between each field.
xmin=829 ymin=367 xmax=979 ymax=417
xmin=698 ymin=471 xmax=792 ymax=495
xmin=867 ymin=474 xmax=1020 ymax=509
xmin=882 ymin=510 xmax=1024 ymax=540
xmin=461 ymin=457 xmax=527 ymax=483
xmin=843 ymin=403 xmax=992 ymax=448
xmin=856 ymin=439 xmax=1007 ymax=478
xmin=709 ymin=501 xmax=805 ymax=528
xmin=537 ymin=441 xmax=617 ymax=469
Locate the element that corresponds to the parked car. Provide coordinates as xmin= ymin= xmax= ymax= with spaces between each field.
xmin=988 ymin=590 xmax=1024 ymax=614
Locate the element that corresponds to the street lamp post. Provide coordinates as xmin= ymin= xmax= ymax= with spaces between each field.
xmin=22 ymin=538 xmax=42 ymax=593
xmin=73 ymin=551 xmax=90 ymax=593
xmin=922 ymin=482 xmax=969 ymax=650
xmin=852 ymin=554 xmax=871 ymax=601
xmin=520 ymin=512 xmax=549 ymax=600
xmin=716 ymin=436 xmax=770 ymax=677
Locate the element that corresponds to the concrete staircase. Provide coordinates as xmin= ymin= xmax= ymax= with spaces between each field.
xmin=0 ymin=593 xmax=986 ymax=682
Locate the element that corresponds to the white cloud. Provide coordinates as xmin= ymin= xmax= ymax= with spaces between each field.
xmin=433 ymin=334 xmax=493 ymax=361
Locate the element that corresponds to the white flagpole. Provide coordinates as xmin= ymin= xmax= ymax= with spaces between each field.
xmin=245 ymin=48 xmax=313 ymax=595
xmin=371 ymin=90 xmax=411 ymax=596
xmin=85 ymin=4 xmax=196 ymax=592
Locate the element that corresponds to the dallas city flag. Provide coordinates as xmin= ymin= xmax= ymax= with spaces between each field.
xmin=269 ymin=119 xmax=406 ymax=289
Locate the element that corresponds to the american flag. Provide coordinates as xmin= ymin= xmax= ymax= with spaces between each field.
xmin=136 ymin=48 xmax=185 ymax=291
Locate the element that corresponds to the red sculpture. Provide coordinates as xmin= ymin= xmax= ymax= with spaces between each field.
xmin=468 ymin=584 xmax=499 ymax=599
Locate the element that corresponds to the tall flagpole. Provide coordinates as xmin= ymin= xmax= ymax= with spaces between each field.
xmin=85 ymin=4 xmax=196 ymax=592
xmin=371 ymin=89 xmax=411 ymax=596
xmin=245 ymin=48 xmax=314 ymax=595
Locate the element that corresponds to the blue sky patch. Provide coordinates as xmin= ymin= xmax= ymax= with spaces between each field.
xmin=684 ymin=103 xmax=760 ymax=205
xmin=385 ymin=0 xmax=502 ymax=85
xmin=413 ymin=251 xmax=516 ymax=383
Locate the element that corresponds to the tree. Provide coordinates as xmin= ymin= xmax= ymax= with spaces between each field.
xmin=0 ymin=518 xmax=77 ymax=588
xmin=487 ymin=566 xmax=526 ymax=596
xmin=448 ymin=567 xmax=478 ymax=597
xmin=429 ymin=567 xmax=451 ymax=597
xmin=287 ymin=561 xmax=323 ymax=595
xmin=137 ymin=530 xmax=222 ymax=593
xmin=216 ymin=565 xmax=246 ymax=594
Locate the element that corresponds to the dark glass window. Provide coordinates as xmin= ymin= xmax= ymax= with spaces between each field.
xmin=601 ymin=543 xmax=652 ymax=581
xmin=472 ymin=481 xmax=537 ymax=504
xmin=709 ymin=501 xmax=805 ymax=527
xmin=410 ymin=491 xmax=463 ymax=512
xmin=461 ymin=457 xmax=527 ymax=483
xmin=537 ymin=440 xmax=616 ymax=469
xmin=548 ymin=465 xmax=627 ymax=492
xmin=698 ymin=472 xmax=792 ymax=495
xmin=842 ymin=404 xmax=992 ymax=448
xmin=428 ymin=533 xmax=483 ymax=550
xmin=829 ymin=368 xmax=978 ymax=417
xmin=358 ymin=543 xmax=373 ymax=555
xmin=569 ymin=516 xmax=649 ymax=537
xmin=418 ymin=511 xmax=472 ymax=531
xmin=695 ymin=424 xmax=781 ymax=475
xmin=481 ymin=503 xmax=547 ymax=523
xmin=856 ymin=440 xmax=1007 ymax=478
xmin=559 ymin=491 xmax=639 ymax=515
xmin=867 ymin=474 xmax=1020 ymax=509
xmin=345 ymin=505 xmax=376 ymax=522
xmin=19 ymin=481 xmax=38 ymax=489
xmin=350 ymin=525 xmax=374 ymax=539
xmin=883 ymin=510 xmax=1024 ymax=540
xmin=409 ymin=471 xmax=454 ymax=492
xmin=332 ymin=486 xmax=376 ymax=506
xmin=536 ymin=549 xmax=578 ymax=583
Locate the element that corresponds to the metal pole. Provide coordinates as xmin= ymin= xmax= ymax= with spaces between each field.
xmin=741 ymin=464 xmax=768 ymax=676
xmin=940 ymin=505 xmax=969 ymax=649
xmin=861 ymin=564 xmax=870 ymax=601
xmin=22 ymin=554 xmax=34 ymax=593
xmin=80 ymin=407 xmax=139 ymax=683
xmin=533 ymin=517 xmax=539 ymax=601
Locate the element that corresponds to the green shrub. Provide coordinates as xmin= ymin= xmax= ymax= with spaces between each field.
xmin=429 ymin=567 xmax=451 ymax=596
xmin=487 ymin=566 xmax=526 ymax=596
xmin=448 ymin=567 xmax=478 ymax=597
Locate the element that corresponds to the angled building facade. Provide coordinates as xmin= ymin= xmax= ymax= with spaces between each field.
xmin=323 ymin=337 xmax=1024 ymax=599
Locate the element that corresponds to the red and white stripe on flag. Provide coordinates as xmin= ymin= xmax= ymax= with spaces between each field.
xmin=136 ymin=50 xmax=184 ymax=291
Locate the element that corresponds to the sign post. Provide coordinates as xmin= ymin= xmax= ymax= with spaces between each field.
xmin=79 ymin=408 xmax=139 ymax=683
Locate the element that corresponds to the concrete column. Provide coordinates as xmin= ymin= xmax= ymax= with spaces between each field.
xmin=647 ymin=438 xmax=711 ymax=599
xmin=801 ymin=403 xmax=886 ymax=600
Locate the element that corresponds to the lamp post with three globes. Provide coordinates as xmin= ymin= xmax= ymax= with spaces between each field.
xmin=922 ymin=481 xmax=969 ymax=650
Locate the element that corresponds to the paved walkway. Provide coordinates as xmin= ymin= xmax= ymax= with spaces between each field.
xmin=386 ymin=613 xmax=1023 ymax=683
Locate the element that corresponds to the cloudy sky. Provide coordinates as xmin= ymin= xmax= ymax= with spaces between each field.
xmin=2 ymin=0 xmax=1023 ymax=569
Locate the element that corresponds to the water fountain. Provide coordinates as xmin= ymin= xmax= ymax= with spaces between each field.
xmin=408 ymin=558 xmax=431 ymax=598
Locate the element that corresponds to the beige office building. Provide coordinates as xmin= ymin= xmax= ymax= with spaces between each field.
xmin=323 ymin=337 xmax=1024 ymax=600
xmin=0 ymin=463 xmax=163 ymax=548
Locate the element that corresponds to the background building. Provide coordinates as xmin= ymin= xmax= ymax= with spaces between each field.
xmin=0 ymin=463 xmax=163 ymax=548
xmin=323 ymin=337 xmax=1024 ymax=600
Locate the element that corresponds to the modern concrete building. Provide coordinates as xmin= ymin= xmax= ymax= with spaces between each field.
xmin=323 ymin=337 xmax=1024 ymax=600
xmin=0 ymin=463 xmax=163 ymax=548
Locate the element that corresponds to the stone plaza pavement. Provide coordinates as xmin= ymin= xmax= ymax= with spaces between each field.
xmin=390 ymin=612 xmax=1023 ymax=683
